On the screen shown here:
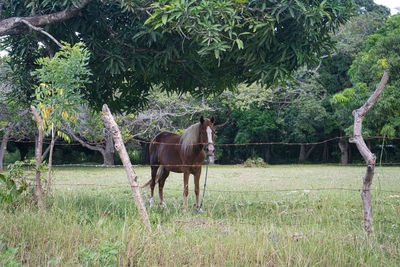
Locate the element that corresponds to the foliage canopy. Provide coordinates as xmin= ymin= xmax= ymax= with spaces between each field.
xmin=1 ymin=0 xmax=353 ymax=111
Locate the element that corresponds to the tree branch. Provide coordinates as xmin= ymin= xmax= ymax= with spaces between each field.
xmin=67 ymin=130 xmax=105 ymax=153
xmin=20 ymin=20 xmax=64 ymax=48
xmin=0 ymin=0 xmax=91 ymax=37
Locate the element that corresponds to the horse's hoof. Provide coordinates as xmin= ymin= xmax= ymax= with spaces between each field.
xmin=149 ymin=197 xmax=154 ymax=207
xmin=197 ymin=208 xmax=204 ymax=213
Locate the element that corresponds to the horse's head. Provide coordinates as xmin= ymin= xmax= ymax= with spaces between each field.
xmin=199 ymin=116 xmax=216 ymax=159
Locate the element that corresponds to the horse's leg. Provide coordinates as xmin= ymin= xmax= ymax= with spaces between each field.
xmin=183 ymin=171 xmax=190 ymax=211
xmin=194 ymin=168 xmax=201 ymax=210
xmin=158 ymin=170 xmax=170 ymax=206
xmin=150 ymin=166 xmax=157 ymax=207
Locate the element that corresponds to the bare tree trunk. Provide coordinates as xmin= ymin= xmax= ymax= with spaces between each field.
xmin=44 ymin=124 xmax=55 ymax=202
xmin=102 ymin=104 xmax=151 ymax=230
xmin=0 ymin=123 xmax=15 ymax=172
xmin=349 ymin=70 xmax=389 ymax=235
xmin=31 ymin=106 xmax=45 ymax=210
xmin=338 ymin=139 xmax=349 ymax=165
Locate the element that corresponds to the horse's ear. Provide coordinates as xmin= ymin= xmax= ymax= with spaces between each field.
xmin=211 ymin=117 xmax=215 ymax=124
xmin=200 ymin=116 xmax=204 ymax=124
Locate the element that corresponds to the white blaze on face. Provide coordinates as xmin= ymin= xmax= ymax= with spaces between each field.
xmin=206 ymin=126 xmax=213 ymax=144
xmin=206 ymin=126 xmax=214 ymax=156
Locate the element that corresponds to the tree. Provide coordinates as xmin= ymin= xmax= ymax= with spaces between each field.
xmin=30 ymin=42 xmax=91 ymax=209
xmin=63 ymin=108 xmax=116 ymax=166
xmin=0 ymin=62 xmax=31 ymax=171
xmin=1 ymin=0 xmax=353 ymax=112
xmin=332 ymin=15 xmax=400 ymax=139
xmin=274 ymin=68 xmax=332 ymax=162
xmin=277 ymin=2 xmax=391 ymax=164
xmin=63 ymin=89 xmax=211 ymax=165
xmin=207 ymin=83 xmax=280 ymax=163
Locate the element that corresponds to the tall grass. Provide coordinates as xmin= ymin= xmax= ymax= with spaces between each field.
xmin=0 ymin=165 xmax=399 ymax=265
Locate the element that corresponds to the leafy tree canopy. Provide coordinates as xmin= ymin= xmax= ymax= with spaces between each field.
xmin=332 ymin=15 xmax=400 ymax=136
xmin=1 ymin=0 xmax=353 ymax=112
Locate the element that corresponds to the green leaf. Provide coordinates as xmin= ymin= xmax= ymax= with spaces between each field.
xmin=162 ymin=14 xmax=168 ymax=25
xmin=235 ymin=39 xmax=244 ymax=49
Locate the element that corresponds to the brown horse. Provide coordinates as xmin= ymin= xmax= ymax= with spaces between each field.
xmin=142 ymin=116 xmax=215 ymax=211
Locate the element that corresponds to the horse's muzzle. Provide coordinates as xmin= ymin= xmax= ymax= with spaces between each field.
xmin=207 ymin=144 xmax=215 ymax=164
xmin=207 ymin=144 xmax=214 ymax=156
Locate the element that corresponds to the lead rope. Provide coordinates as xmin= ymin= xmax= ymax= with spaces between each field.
xmin=198 ymin=153 xmax=209 ymax=213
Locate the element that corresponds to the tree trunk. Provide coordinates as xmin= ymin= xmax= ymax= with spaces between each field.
xmin=103 ymin=131 xmax=115 ymax=166
xmin=349 ymin=70 xmax=389 ymax=235
xmin=44 ymin=125 xmax=56 ymax=202
xmin=264 ymin=144 xmax=271 ymax=163
xmin=42 ymin=136 xmax=59 ymax=161
xmin=31 ymin=106 xmax=45 ymax=210
xmin=140 ymin=142 xmax=150 ymax=164
xmin=299 ymin=145 xmax=306 ymax=162
xmin=15 ymin=142 xmax=30 ymax=161
xmin=0 ymin=123 xmax=15 ymax=172
xmin=68 ymin=130 xmax=113 ymax=166
xmin=103 ymin=150 xmax=114 ymax=166
xmin=338 ymin=139 xmax=349 ymax=165
xmin=299 ymin=144 xmax=316 ymax=162
xmin=102 ymin=104 xmax=151 ymax=230
xmin=322 ymin=142 xmax=329 ymax=162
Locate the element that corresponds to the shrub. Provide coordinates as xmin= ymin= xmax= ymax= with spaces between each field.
xmin=0 ymin=160 xmax=36 ymax=206
xmin=243 ymin=157 xmax=268 ymax=167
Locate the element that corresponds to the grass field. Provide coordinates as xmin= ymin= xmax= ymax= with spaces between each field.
xmin=0 ymin=165 xmax=399 ymax=266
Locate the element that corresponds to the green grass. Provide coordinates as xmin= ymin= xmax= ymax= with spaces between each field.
xmin=1 ymin=165 xmax=399 ymax=266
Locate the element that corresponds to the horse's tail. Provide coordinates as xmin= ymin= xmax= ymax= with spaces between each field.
xmin=140 ymin=178 xmax=152 ymax=189
xmin=155 ymin=166 xmax=164 ymax=184
xmin=141 ymin=166 xmax=164 ymax=188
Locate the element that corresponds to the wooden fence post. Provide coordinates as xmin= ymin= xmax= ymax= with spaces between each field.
xmin=102 ymin=104 xmax=151 ymax=230
xmin=349 ymin=70 xmax=389 ymax=235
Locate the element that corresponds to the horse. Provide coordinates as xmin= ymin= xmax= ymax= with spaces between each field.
xmin=142 ymin=116 xmax=215 ymax=211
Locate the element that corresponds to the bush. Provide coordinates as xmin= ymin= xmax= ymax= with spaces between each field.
xmin=243 ymin=157 xmax=268 ymax=167
xmin=3 ymin=149 xmax=21 ymax=165
xmin=0 ymin=160 xmax=35 ymax=206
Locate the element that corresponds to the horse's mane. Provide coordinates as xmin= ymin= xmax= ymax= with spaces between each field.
xmin=180 ymin=122 xmax=200 ymax=156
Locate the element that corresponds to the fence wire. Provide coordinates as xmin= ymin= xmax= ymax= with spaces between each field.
xmin=50 ymin=183 xmax=400 ymax=194
xmin=7 ymin=135 xmax=400 ymax=147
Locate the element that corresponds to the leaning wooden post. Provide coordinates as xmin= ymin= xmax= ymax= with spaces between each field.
xmin=349 ymin=70 xmax=389 ymax=235
xmin=102 ymin=104 xmax=151 ymax=230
